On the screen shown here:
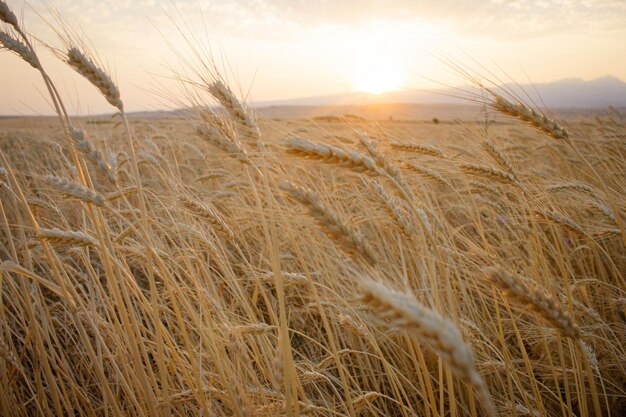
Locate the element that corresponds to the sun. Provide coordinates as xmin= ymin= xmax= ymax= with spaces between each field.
xmin=348 ymin=27 xmax=407 ymax=95
xmin=353 ymin=58 xmax=405 ymax=94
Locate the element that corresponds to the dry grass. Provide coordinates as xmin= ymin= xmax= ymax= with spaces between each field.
xmin=0 ymin=2 xmax=625 ymax=416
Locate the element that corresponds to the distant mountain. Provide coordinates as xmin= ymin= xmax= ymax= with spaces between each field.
xmin=252 ymin=76 xmax=626 ymax=109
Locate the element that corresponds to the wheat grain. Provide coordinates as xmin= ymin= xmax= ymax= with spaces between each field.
xmin=231 ymin=323 xmax=276 ymax=336
xmin=351 ymin=391 xmax=382 ymax=412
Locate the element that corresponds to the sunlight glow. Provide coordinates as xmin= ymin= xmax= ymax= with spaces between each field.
xmin=348 ymin=24 xmax=408 ymax=94
xmin=353 ymin=59 xmax=405 ymax=94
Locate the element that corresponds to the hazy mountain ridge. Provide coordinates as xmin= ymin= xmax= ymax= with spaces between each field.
xmin=253 ymin=76 xmax=626 ymax=109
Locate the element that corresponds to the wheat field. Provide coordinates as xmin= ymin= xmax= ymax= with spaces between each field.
xmin=1 ymin=2 xmax=625 ymax=416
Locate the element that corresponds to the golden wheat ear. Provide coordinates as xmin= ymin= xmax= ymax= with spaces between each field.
xmin=360 ymin=280 xmax=497 ymax=417
xmin=486 ymin=267 xmax=580 ymax=339
xmin=0 ymin=31 xmax=38 ymax=68
xmin=66 ymin=47 xmax=123 ymax=111
xmin=279 ymin=181 xmax=377 ymax=264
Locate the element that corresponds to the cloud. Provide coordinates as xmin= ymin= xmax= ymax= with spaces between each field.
xmin=48 ymin=0 xmax=626 ymax=40
xmin=253 ymin=0 xmax=626 ymax=36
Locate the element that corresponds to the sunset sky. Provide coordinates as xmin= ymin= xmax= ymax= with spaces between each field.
xmin=1 ymin=0 xmax=625 ymax=115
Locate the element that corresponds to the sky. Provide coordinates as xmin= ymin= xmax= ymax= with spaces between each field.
xmin=1 ymin=0 xmax=625 ymax=115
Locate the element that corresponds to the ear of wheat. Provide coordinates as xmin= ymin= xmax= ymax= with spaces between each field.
xmin=44 ymin=175 xmax=105 ymax=206
xmin=486 ymin=267 xmax=580 ymax=339
xmin=38 ymin=228 xmax=98 ymax=248
xmin=460 ymin=162 xmax=519 ymax=185
xmin=0 ymin=31 xmax=37 ymax=68
xmin=357 ymin=133 xmax=414 ymax=200
xmin=285 ymin=137 xmax=380 ymax=175
xmin=546 ymin=182 xmax=597 ymax=197
xmin=367 ymin=179 xmax=415 ymax=237
xmin=481 ymin=140 xmax=519 ymax=182
xmin=390 ymin=141 xmax=445 ymax=158
xmin=404 ymin=162 xmax=448 ymax=185
xmin=279 ymin=181 xmax=376 ymax=263
xmin=0 ymin=1 xmax=18 ymax=27
xmin=67 ymin=47 xmax=123 ymax=111
xmin=194 ymin=123 xmax=249 ymax=163
xmin=69 ymin=127 xmax=115 ymax=182
xmin=490 ymin=94 xmax=569 ymax=141
xmin=535 ymin=209 xmax=585 ymax=236
xmin=208 ymin=80 xmax=256 ymax=129
xmin=179 ymin=196 xmax=234 ymax=241
xmin=361 ymin=280 xmax=496 ymax=417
